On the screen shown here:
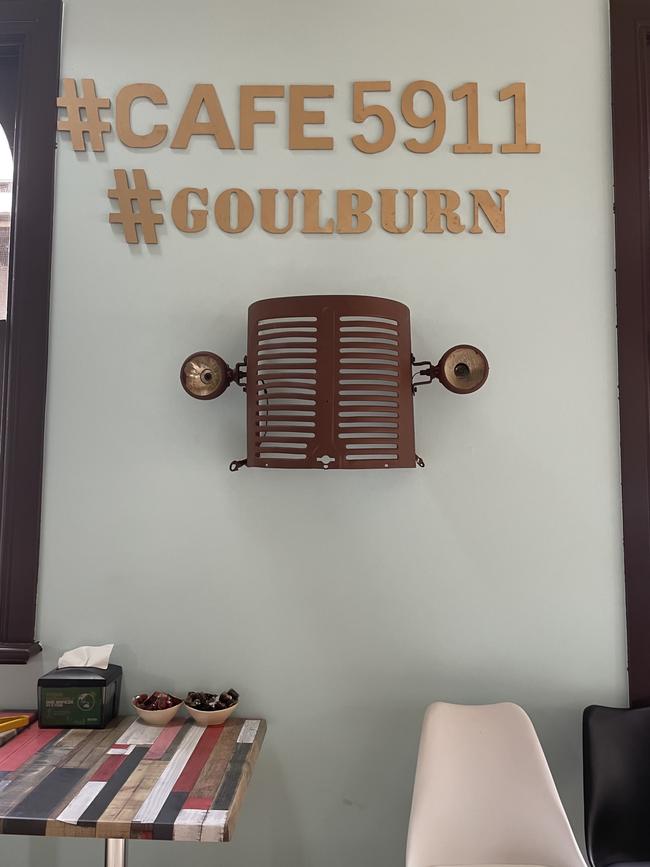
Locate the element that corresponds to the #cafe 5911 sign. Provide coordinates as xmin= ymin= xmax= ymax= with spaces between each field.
xmin=56 ymin=79 xmax=541 ymax=245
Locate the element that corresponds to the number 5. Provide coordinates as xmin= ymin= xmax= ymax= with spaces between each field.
xmin=351 ymin=81 xmax=396 ymax=154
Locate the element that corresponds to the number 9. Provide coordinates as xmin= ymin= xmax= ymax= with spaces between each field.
xmin=401 ymin=80 xmax=446 ymax=154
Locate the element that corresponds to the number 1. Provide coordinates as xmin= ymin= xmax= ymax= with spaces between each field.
xmin=451 ymin=83 xmax=492 ymax=153
xmin=499 ymin=82 xmax=541 ymax=154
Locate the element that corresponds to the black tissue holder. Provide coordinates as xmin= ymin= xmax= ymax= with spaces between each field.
xmin=38 ymin=664 xmax=122 ymax=729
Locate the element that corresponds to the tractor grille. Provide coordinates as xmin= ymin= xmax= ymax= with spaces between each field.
xmin=247 ymin=295 xmax=416 ymax=469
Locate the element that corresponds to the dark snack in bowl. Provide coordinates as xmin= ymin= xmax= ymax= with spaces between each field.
xmin=186 ymin=689 xmax=240 ymax=712
xmin=134 ymin=691 xmax=182 ymax=711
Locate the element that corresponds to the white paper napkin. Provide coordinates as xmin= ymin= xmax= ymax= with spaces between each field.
xmin=57 ymin=643 xmax=114 ymax=670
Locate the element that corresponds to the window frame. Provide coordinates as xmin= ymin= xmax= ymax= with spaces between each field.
xmin=0 ymin=0 xmax=61 ymax=664
xmin=610 ymin=0 xmax=650 ymax=706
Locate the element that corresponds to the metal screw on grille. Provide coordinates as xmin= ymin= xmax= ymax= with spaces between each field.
xmin=180 ymin=295 xmax=489 ymax=470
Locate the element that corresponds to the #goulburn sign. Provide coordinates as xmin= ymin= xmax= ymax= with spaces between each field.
xmin=56 ymin=79 xmax=541 ymax=245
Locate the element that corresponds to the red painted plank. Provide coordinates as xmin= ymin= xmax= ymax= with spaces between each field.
xmin=145 ymin=720 xmax=184 ymax=760
xmin=0 ymin=724 xmax=38 ymax=759
xmin=91 ymin=754 xmax=125 ymax=782
xmin=183 ymin=796 xmax=212 ymax=810
xmin=0 ymin=726 xmax=61 ymax=771
xmin=0 ymin=723 xmax=44 ymax=763
xmin=173 ymin=725 xmax=224 ymax=793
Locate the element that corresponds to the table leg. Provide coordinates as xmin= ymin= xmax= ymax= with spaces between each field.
xmin=105 ymin=838 xmax=128 ymax=867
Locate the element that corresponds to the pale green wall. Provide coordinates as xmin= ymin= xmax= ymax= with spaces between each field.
xmin=1 ymin=0 xmax=627 ymax=865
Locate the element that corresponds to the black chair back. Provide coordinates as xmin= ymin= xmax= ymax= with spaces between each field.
xmin=583 ymin=704 xmax=650 ymax=867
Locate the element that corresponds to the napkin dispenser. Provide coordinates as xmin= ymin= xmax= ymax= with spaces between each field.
xmin=38 ymin=665 xmax=122 ymax=729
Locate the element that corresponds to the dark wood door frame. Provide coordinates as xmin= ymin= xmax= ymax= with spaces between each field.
xmin=611 ymin=0 xmax=650 ymax=707
xmin=0 ymin=0 xmax=61 ymax=663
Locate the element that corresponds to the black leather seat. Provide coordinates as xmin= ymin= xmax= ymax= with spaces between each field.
xmin=583 ymin=705 xmax=650 ymax=867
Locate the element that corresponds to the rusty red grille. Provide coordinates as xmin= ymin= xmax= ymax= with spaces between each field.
xmin=247 ymin=295 xmax=416 ymax=469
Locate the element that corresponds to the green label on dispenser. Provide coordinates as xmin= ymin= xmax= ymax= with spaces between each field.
xmin=40 ymin=687 xmax=102 ymax=726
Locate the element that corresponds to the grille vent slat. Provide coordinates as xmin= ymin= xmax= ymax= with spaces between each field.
xmin=247 ymin=297 xmax=416 ymax=468
xmin=340 ymin=315 xmax=397 ymax=325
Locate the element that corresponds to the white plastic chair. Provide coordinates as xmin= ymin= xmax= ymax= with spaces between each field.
xmin=406 ymin=702 xmax=587 ymax=867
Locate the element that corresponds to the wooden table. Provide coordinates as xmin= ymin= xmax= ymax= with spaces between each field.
xmin=0 ymin=715 xmax=266 ymax=866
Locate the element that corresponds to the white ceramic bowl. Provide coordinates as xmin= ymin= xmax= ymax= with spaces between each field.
xmin=184 ymin=702 xmax=238 ymax=726
xmin=132 ymin=696 xmax=182 ymax=726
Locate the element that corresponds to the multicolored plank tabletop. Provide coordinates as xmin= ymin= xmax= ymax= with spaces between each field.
xmin=0 ymin=715 xmax=266 ymax=842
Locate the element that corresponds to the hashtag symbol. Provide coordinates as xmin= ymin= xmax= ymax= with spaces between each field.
xmin=108 ymin=169 xmax=164 ymax=245
xmin=57 ymin=78 xmax=111 ymax=152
